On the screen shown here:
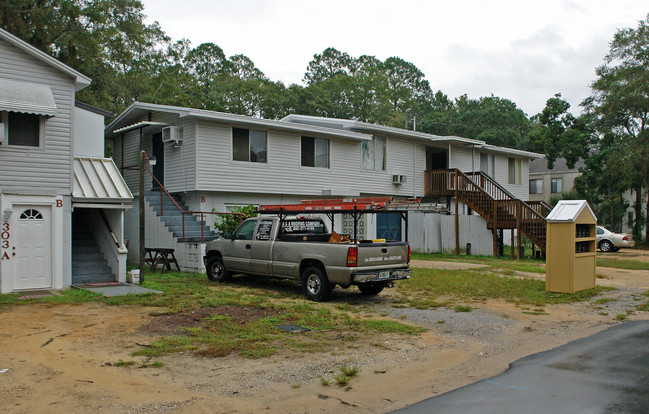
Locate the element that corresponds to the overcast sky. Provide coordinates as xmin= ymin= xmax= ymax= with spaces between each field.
xmin=142 ymin=0 xmax=647 ymax=117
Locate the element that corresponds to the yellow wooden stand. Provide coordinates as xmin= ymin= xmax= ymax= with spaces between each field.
xmin=545 ymin=200 xmax=597 ymax=293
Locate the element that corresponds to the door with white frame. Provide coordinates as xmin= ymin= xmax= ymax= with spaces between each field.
xmin=12 ymin=206 xmax=52 ymax=290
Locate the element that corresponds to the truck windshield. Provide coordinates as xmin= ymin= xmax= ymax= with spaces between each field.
xmin=281 ymin=219 xmax=326 ymax=234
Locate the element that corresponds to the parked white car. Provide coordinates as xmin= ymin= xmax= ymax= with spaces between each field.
xmin=596 ymin=226 xmax=635 ymax=252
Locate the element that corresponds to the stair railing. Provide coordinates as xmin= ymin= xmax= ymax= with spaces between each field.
xmin=98 ymin=210 xmax=120 ymax=247
xmin=143 ymin=165 xmax=244 ymax=242
xmin=525 ymin=200 xmax=552 ymax=217
xmin=425 ymin=169 xmax=547 ymax=253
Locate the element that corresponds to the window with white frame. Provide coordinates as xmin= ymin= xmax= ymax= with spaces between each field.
xmin=232 ymin=127 xmax=267 ymax=163
xmin=2 ymin=111 xmax=42 ymax=147
xmin=301 ymin=136 xmax=329 ymax=168
xmin=551 ymin=177 xmax=563 ymax=193
xmin=362 ymin=136 xmax=386 ymax=170
xmin=508 ymin=157 xmax=521 ymax=185
xmin=529 ymin=179 xmax=542 ymax=194
xmin=480 ymin=153 xmax=495 ymax=178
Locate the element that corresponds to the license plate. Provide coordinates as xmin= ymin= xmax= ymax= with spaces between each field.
xmin=378 ymin=271 xmax=390 ymax=279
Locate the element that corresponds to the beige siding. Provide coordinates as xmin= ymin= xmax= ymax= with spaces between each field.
xmin=450 ymin=145 xmax=476 ymax=172
xmin=112 ymin=130 xmax=143 ymax=193
xmin=194 ymin=121 xmax=425 ymax=197
xmin=0 ymin=38 xmax=75 ymax=193
xmin=163 ymin=118 xmax=196 ymax=193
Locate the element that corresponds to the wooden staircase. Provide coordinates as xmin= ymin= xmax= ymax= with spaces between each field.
xmin=425 ymin=169 xmax=548 ymax=256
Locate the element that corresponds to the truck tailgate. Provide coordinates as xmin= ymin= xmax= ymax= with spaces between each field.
xmin=356 ymin=242 xmax=409 ymax=267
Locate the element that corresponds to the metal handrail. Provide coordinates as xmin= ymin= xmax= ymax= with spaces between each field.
xmin=142 ymin=165 xmax=244 ymax=242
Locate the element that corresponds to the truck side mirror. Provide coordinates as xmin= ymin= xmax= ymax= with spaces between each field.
xmin=224 ymin=232 xmax=233 ymax=240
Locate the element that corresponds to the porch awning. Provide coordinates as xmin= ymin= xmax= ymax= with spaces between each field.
xmin=0 ymin=79 xmax=57 ymax=116
xmin=73 ymin=157 xmax=133 ymax=203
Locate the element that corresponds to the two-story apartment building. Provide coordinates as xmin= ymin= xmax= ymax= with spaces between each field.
xmin=0 ymin=28 xmax=131 ymax=293
xmin=529 ymin=157 xmax=642 ymax=234
xmin=106 ymin=102 xmax=543 ymax=269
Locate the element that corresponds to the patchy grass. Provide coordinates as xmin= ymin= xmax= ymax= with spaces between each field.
xmin=616 ymin=314 xmax=628 ymax=321
xmin=592 ymin=298 xmax=616 ymax=305
xmin=454 ymin=305 xmax=473 ymax=313
xmin=113 ymin=360 xmax=136 ymax=367
xmin=637 ymin=290 xmax=649 ymax=312
xmin=38 ymin=289 xmax=103 ymax=304
xmin=331 ymin=365 xmax=360 ymax=387
xmin=358 ymin=319 xmax=425 ymax=334
xmin=596 ymin=258 xmax=649 ymax=271
xmin=340 ymin=365 xmax=359 ymax=377
xmin=411 ymin=253 xmax=545 ymax=274
xmin=0 ymin=270 xmax=424 ymax=361
xmin=397 ymin=268 xmax=612 ymax=308
xmin=0 ymin=293 xmax=20 ymax=305
xmin=336 ymin=374 xmax=352 ymax=386
xmin=120 ymin=272 xmax=424 ymax=359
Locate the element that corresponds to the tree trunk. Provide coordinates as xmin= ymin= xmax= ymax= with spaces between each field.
xmin=634 ymin=186 xmax=642 ymax=241
xmin=645 ymin=191 xmax=649 ymax=243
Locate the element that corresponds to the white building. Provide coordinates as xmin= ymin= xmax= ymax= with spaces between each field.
xmin=105 ymin=102 xmax=544 ymax=270
xmin=0 ymin=28 xmax=132 ymax=293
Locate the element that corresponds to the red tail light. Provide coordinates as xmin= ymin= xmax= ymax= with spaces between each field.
xmin=346 ymin=246 xmax=358 ymax=267
xmin=623 ymin=235 xmax=628 ymax=241
xmin=408 ymin=245 xmax=411 ymax=264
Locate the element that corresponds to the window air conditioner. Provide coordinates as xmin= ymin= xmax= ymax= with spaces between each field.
xmin=162 ymin=126 xmax=183 ymax=143
xmin=392 ymin=174 xmax=401 ymax=185
xmin=0 ymin=123 xmax=4 ymax=144
xmin=399 ymin=175 xmax=408 ymax=184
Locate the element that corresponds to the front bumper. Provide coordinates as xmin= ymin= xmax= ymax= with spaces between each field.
xmin=353 ymin=268 xmax=412 ymax=284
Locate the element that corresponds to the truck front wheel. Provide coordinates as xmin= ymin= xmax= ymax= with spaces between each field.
xmin=358 ymin=284 xmax=384 ymax=295
xmin=206 ymin=256 xmax=231 ymax=282
xmin=302 ymin=266 xmax=332 ymax=302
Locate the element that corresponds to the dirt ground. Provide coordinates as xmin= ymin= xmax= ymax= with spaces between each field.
xmin=1 ymin=251 xmax=648 ymax=413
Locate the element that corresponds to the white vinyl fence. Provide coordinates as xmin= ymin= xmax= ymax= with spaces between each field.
xmin=408 ymin=212 xmax=494 ymax=256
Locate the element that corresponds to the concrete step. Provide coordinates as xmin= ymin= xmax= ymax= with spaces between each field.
xmin=72 ymin=273 xmax=115 ymax=285
xmin=72 ymin=245 xmax=101 ymax=254
xmin=72 ymin=262 xmax=110 ymax=274
xmin=72 ymin=252 xmax=104 ymax=261
xmin=164 ymin=223 xmax=210 ymax=231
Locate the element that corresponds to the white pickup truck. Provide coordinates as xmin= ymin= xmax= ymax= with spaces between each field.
xmin=204 ymin=216 xmax=412 ymax=301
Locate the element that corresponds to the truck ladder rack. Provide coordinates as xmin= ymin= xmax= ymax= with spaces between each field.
xmin=257 ymin=197 xmax=416 ymax=243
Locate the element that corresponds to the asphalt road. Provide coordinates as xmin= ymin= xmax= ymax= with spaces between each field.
xmin=391 ymin=321 xmax=649 ymax=414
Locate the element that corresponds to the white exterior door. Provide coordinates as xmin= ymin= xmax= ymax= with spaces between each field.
xmin=12 ymin=206 xmax=52 ymax=290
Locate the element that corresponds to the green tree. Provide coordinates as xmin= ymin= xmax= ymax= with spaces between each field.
xmin=303 ymin=47 xmax=354 ymax=84
xmin=527 ymin=94 xmax=592 ymax=168
xmin=214 ymin=205 xmax=257 ymax=236
xmin=0 ymin=0 xmax=180 ymax=115
xmin=421 ymin=95 xmax=530 ymax=148
xmin=583 ymin=13 xmax=649 ymax=241
xmin=384 ymin=56 xmax=433 ymax=115
xmin=185 ymin=42 xmax=229 ymax=85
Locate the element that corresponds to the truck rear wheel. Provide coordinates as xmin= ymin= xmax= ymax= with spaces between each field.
xmin=358 ymin=284 xmax=384 ymax=295
xmin=206 ymin=256 xmax=231 ymax=282
xmin=302 ymin=266 xmax=332 ymax=302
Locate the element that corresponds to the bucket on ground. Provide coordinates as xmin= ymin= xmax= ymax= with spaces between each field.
xmin=128 ymin=269 xmax=140 ymax=284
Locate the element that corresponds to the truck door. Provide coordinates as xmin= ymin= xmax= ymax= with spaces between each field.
xmin=225 ymin=219 xmax=257 ymax=273
xmin=249 ymin=219 xmax=274 ymax=275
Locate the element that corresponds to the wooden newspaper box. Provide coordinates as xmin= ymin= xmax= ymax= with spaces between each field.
xmin=546 ymin=200 xmax=597 ymax=293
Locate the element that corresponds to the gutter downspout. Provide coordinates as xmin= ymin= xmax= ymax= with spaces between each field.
xmin=448 ymin=142 xmax=452 ymax=169
xmin=413 ymin=138 xmax=416 ymax=198
xmin=472 ymin=145 xmax=475 ymax=173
